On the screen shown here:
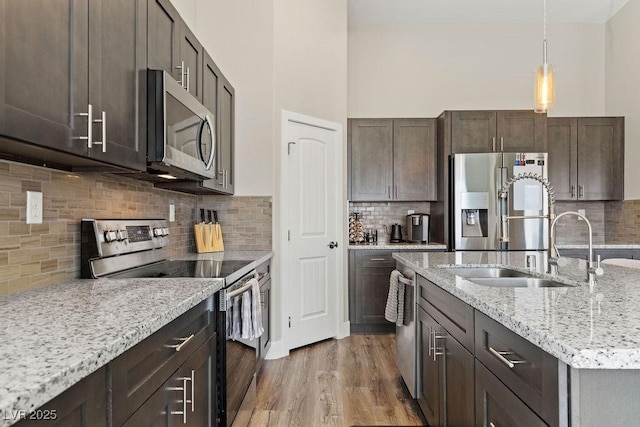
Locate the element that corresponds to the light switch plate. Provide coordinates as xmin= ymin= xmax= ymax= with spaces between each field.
xmin=26 ymin=191 xmax=43 ymax=224
xmin=578 ymin=209 xmax=585 ymax=220
xmin=169 ymin=204 xmax=175 ymax=222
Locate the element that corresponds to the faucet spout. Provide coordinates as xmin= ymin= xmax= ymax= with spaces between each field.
xmin=498 ymin=172 xmax=556 ymax=250
xmin=549 ymin=211 xmax=604 ymax=286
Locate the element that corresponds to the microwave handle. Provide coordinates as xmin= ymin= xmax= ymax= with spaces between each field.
xmin=198 ymin=114 xmax=216 ymax=171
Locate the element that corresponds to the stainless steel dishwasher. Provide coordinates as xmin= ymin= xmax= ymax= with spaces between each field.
xmin=395 ymin=262 xmax=418 ymax=398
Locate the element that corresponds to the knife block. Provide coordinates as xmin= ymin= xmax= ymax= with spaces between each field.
xmin=194 ymin=223 xmax=224 ymax=253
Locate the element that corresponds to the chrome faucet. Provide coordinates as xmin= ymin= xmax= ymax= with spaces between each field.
xmin=549 ymin=211 xmax=604 ymax=286
xmin=498 ymin=172 xmax=556 ymax=251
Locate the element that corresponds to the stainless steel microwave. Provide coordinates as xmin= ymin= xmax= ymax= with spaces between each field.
xmin=147 ymin=69 xmax=216 ymax=181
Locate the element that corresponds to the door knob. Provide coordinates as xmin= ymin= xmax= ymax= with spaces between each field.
xmin=328 ymin=241 xmax=338 ymax=249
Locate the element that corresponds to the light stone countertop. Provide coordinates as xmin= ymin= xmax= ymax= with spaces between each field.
xmin=349 ymin=242 xmax=447 ymax=250
xmin=0 ymin=250 xmax=272 ymax=427
xmin=393 ymin=251 xmax=640 ymax=370
xmin=557 ymin=244 xmax=640 ymax=249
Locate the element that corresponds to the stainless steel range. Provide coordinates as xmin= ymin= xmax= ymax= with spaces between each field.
xmin=81 ymin=218 xmax=260 ymax=426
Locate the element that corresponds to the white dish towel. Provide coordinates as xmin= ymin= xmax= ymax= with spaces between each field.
xmin=227 ymin=277 xmax=264 ymax=340
xmin=385 ymin=269 xmax=405 ymax=326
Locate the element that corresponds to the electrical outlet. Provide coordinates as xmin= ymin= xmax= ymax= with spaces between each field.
xmin=578 ymin=209 xmax=585 ymax=220
xmin=169 ymin=204 xmax=175 ymax=222
xmin=407 ymin=209 xmax=415 ymax=215
xmin=26 ymin=191 xmax=43 ymax=224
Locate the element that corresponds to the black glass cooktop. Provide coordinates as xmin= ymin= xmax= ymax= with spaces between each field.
xmin=108 ymin=259 xmax=253 ymax=279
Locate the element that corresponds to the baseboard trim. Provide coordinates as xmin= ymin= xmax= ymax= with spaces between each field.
xmin=264 ymin=340 xmax=289 ymax=360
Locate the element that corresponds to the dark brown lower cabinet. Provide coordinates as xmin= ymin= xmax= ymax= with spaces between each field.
xmin=122 ymin=336 xmax=215 ymax=427
xmin=475 ymin=361 xmax=547 ymax=427
xmin=13 ymin=367 xmax=106 ymax=427
xmin=417 ymin=306 xmax=474 ymax=427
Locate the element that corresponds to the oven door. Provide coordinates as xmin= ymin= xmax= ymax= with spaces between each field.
xmin=148 ymin=69 xmax=217 ymax=180
xmin=219 ymin=273 xmax=258 ymax=427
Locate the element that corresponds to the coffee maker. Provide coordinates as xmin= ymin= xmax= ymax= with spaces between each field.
xmin=406 ymin=214 xmax=430 ymax=243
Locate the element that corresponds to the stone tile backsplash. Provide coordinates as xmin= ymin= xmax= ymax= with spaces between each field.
xmin=553 ymin=201 xmax=606 ymax=244
xmin=605 ymin=199 xmax=640 ymax=244
xmin=0 ymin=160 xmax=272 ymax=296
xmin=350 ymin=201 xmax=431 ymax=243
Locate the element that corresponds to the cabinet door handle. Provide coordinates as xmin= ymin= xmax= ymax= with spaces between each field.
xmin=578 ymin=185 xmax=584 ymax=199
xmin=500 ymin=136 xmax=504 ymax=151
xmin=186 ymin=67 xmax=190 ymax=93
xmin=74 ymin=104 xmax=93 ymax=148
xmin=190 ymin=369 xmax=195 ymax=412
xmin=488 ymin=346 xmax=526 ymax=369
xmin=492 ymin=137 xmax=496 ymax=152
xmin=395 ymin=186 xmax=398 ymax=199
xmin=176 ymin=61 xmax=185 ymax=88
xmin=571 ymin=184 xmax=576 ymax=198
xmin=427 ymin=326 xmax=433 ymax=356
xmin=169 ymin=377 xmax=191 ymax=424
xmin=93 ymin=110 xmax=107 ymax=153
xmin=432 ymin=331 xmax=445 ymax=362
xmin=388 ymin=185 xmax=391 ymax=199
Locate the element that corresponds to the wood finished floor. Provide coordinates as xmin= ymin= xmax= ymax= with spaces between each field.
xmin=248 ymin=334 xmax=425 ymax=426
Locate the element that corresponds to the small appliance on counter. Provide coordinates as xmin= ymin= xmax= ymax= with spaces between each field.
xmin=406 ymin=213 xmax=430 ymax=243
xmin=385 ymin=223 xmax=404 ymax=243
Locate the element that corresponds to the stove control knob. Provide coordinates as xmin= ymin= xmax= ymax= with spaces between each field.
xmin=104 ymin=230 xmax=117 ymax=242
xmin=116 ymin=229 xmax=128 ymax=241
xmin=162 ymin=227 xmax=170 ymax=236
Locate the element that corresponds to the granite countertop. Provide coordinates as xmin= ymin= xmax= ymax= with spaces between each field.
xmin=557 ymin=244 xmax=640 ymax=249
xmin=393 ymin=251 xmax=640 ymax=370
xmin=349 ymin=242 xmax=447 ymax=250
xmin=0 ymin=250 xmax=272 ymax=427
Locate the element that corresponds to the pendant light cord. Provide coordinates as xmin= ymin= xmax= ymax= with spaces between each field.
xmin=543 ymin=0 xmax=548 ymax=63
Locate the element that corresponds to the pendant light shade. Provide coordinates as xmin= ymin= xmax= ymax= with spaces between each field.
xmin=534 ymin=0 xmax=554 ymax=113
xmin=534 ymin=41 xmax=555 ymax=113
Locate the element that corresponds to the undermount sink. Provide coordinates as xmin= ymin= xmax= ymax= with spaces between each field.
xmin=467 ymin=277 xmax=572 ymax=288
xmin=442 ymin=266 xmax=573 ymax=288
xmin=443 ymin=267 xmax=530 ymax=278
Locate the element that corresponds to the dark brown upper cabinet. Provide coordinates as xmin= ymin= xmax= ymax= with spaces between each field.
xmin=148 ymin=0 xmax=203 ymax=101
xmin=548 ymin=117 xmax=624 ymax=201
xmin=349 ymin=118 xmax=437 ymax=201
xmin=450 ymin=110 xmax=547 ymax=153
xmin=0 ymin=0 xmax=147 ymax=172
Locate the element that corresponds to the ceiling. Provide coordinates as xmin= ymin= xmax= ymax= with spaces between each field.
xmin=348 ymin=0 xmax=631 ymax=26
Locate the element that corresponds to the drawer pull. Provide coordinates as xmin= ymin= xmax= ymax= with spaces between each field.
xmin=165 ymin=334 xmax=195 ymax=352
xmin=489 ymin=346 xmax=526 ymax=369
xmin=370 ymin=258 xmax=387 ymax=261
xmin=489 ymin=423 xmax=497 ymax=427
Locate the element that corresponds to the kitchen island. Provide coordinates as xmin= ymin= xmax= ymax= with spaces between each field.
xmin=394 ymin=250 xmax=640 ymax=426
xmin=0 ymin=250 xmax=272 ymax=427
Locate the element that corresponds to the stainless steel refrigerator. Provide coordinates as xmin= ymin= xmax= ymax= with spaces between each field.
xmin=451 ymin=152 xmax=549 ymax=251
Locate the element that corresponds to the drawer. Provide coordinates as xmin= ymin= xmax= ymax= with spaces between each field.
xmin=417 ymin=275 xmax=474 ymax=352
xmin=475 ymin=360 xmax=547 ymax=427
xmin=475 ymin=311 xmax=558 ymax=427
xmin=111 ymin=298 xmax=215 ymax=427
xmin=355 ymin=250 xmax=396 ymax=268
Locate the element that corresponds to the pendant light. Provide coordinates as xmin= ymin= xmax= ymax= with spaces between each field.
xmin=534 ymin=0 xmax=555 ymax=113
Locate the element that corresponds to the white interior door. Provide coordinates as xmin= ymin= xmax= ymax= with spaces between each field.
xmin=283 ymin=113 xmax=342 ymax=351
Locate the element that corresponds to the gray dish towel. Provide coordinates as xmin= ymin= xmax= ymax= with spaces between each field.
xmin=385 ymin=269 xmax=405 ymax=326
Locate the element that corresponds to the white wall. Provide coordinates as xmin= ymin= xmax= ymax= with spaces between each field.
xmin=348 ymin=23 xmax=605 ymax=118
xmin=172 ymin=0 xmax=275 ymax=196
xmin=606 ymin=0 xmax=640 ymax=200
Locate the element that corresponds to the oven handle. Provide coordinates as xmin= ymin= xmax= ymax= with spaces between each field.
xmin=225 ymin=281 xmax=253 ymax=300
